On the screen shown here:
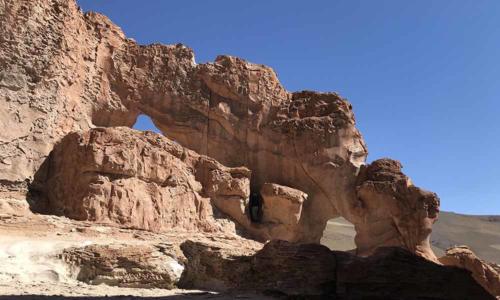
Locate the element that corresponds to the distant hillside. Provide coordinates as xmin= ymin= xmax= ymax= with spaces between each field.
xmin=321 ymin=211 xmax=500 ymax=263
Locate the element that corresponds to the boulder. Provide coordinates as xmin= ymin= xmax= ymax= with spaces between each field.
xmin=439 ymin=246 xmax=500 ymax=298
xmin=42 ymin=126 xmax=249 ymax=234
xmin=180 ymin=240 xmax=495 ymax=299
xmin=259 ymin=183 xmax=307 ymax=241
xmin=61 ymin=244 xmax=184 ymax=289
xmin=354 ymin=159 xmax=440 ymax=261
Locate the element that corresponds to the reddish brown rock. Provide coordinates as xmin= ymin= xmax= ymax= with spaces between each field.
xmin=353 ymin=159 xmax=440 ymax=261
xmin=258 ymin=183 xmax=308 ymax=241
xmin=61 ymin=244 xmax=185 ymax=289
xmin=439 ymin=246 xmax=500 ymax=298
xmin=1 ymin=0 xmax=367 ymax=245
xmin=42 ymin=126 xmax=249 ymax=234
xmin=2 ymin=0 xmax=444 ymax=261
xmin=0 ymin=1 xmax=498 ymax=299
xmin=39 ymin=126 xmax=315 ymax=242
xmin=180 ymin=240 xmax=495 ymax=299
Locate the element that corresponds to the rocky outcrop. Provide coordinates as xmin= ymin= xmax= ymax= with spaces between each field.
xmin=1 ymin=0 xmax=441 ymax=259
xmin=0 ymin=0 xmax=419 ymax=245
xmin=41 ymin=126 xmax=248 ymax=234
xmin=258 ymin=183 xmax=307 ymax=241
xmin=61 ymin=244 xmax=184 ymax=289
xmin=439 ymin=246 xmax=500 ymax=298
xmin=180 ymin=240 xmax=494 ymax=299
xmin=180 ymin=240 xmax=336 ymax=296
xmin=1 ymin=0 xmax=367 ymax=244
xmin=40 ymin=126 xmax=312 ymax=242
xmin=354 ymin=159 xmax=440 ymax=261
xmin=1 ymin=0 xmax=499 ymax=299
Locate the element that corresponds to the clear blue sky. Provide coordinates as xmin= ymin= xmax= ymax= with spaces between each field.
xmin=78 ymin=0 xmax=500 ymax=215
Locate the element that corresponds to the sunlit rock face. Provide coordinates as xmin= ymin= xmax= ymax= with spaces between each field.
xmin=354 ymin=159 xmax=440 ymax=261
xmin=1 ymin=0 xmax=441 ymax=259
xmin=42 ymin=127 xmax=249 ymax=234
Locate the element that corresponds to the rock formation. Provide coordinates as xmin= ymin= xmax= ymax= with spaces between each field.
xmin=41 ymin=126 xmax=247 ymax=234
xmin=1 ymin=0 xmax=498 ymax=299
xmin=180 ymin=240 xmax=494 ymax=299
xmin=1 ymin=0 xmax=366 ymax=242
xmin=40 ymin=126 xmax=316 ymax=241
xmin=61 ymin=244 xmax=185 ymax=289
xmin=1 ymin=0 xmax=439 ymax=257
xmin=355 ymin=159 xmax=440 ymax=261
xmin=440 ymin=246 xmax=500 ymax=298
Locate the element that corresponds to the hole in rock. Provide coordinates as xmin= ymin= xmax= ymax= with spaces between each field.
xmin=320 ymin=217 xmax=356 ymax=251
xmin=132 ymin=114 xmax=162 ymax=134
xmin=249 ymin=192 xmax=263 ymax=223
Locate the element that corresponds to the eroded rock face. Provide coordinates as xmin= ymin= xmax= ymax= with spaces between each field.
xmin=1 ymin=1 xmax=498 ymax=299
xmin=61 ymin=244 xmax=184 ymax=289
xmin=42 ymin=126 xmax=249 ymax=234
xmin=180 ymin=240 xmax=494 ymax=299
xmin=41 ymin=126 xmax=311 ymax=242
xmin=180 ymin=240 xmax=336 ymax=296
xmin=259 ymin=183 xmax=307 ymax=241
xmin=439 ymin=246 xmax=500 ymax=298
xmin=0 ymin=1 xmax=137 ymax=196
xmin=1 ymin=0 xmax=367 ymax=244
xmin=2 ymin=0 xmax=444 ymax=260
xmin=354 ymin=159 xmax=440 ymax=261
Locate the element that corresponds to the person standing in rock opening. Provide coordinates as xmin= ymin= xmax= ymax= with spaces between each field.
xmin=249 ymin=192 xmax=263 ymax=222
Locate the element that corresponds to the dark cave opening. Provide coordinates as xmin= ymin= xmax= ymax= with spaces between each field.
xmin=249 ymin=192 xmax=263 ymax=223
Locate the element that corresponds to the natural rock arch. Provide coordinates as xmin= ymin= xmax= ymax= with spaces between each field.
xmin=0 ymin=0 xmax=439 ymax=260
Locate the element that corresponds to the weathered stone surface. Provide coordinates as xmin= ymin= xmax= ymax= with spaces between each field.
xmin=439 ymin=246 xmax=500 ymax=298
xmin=180 ymin=240 xmax=495 ymax=299
xmin=61 ymin=244 xmax=184 ymax=289
xmin=1 ymin=0 xmax=367 ymax=244
xmin=180 ymin=240 xmax=336 ymax=296
xmin=40 ymin=126 xmax=330 ymax=242
xmin=0 ymin=1 xmax=498 ymax=299
xmin=354 ymin=159 xmax=440 ymax=261
xmin=335 ymin=246 xmax=495 ymax=300
xmin=40 ymin=126 xmax=248 ymax=234
xmin=1 ymin=0 xmax=447 ymax=264
xmin=2 ymin=0 xmax=436 ymax=256
xmin=258 ymin=183 xmax=307 ymax=241
xmin=261 ymin=183 xmax=307 ymax=225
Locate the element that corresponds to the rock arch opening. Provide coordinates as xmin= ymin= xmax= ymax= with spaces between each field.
xmin=320 ymin=217 xmax=356 ymax=252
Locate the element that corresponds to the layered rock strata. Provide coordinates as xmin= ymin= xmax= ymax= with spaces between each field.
xmin=41 ymin=126 xmax=248 ymax=234
xmin=1 ymin=0 xmax=499 ymax=298
xmin=61 ymin=244 xmax=185 ymax=289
